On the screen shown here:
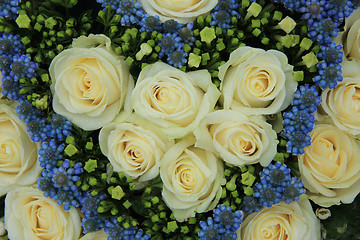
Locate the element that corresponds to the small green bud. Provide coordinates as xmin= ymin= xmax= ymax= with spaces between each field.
xmin=16 ymin=12 xmax=32 ymax=29
xmin=85 ymin=142 xmax=93 ymax=150
xmin=247 ymin=2 xmax=262 ymax=18
xmin=64 ymin=144 xmax=78 ymax=157
xmin=84 ymin=159 xmax=97 ymax=173
xmin=188 ymin=53 xmax=201 ymax=68
xmin=123 ymin=200 xmax=132 ymax=209
xmin=45 ymin=17 xmax=57 ymax=29
xmin=293 ymin=71 xmax=304 ymax=82
xmin=200 ymin=27 xmax=216 ymax=44
xmin=112 ymin=186 xmax=125 ymax=200
xmin=278 ymin=16 xmax=297 ymax=34
xmin=167 ymin=221 xmax=178 ymax=232
xmin=241 ymin=171 xmax=256 ymax=186
xmin=302 ymin=52 xmax=318 ymax=68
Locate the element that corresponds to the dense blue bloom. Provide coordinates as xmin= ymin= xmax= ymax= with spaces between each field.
xmin=253 ymin=179 xmax=282 ymax=208
xmin=38 ymin=176 xmax=57 ymax=198
xmin=198 ymin=218 xmax=221 ymax=240
xmin=211 ymin=10 xmax=232 ymax=29
xmin=260 ymin=162 xmax=291 ymax=187
xmin=241 ymin=195 xmax=261 ymax=213
xmin=126 ymin=229 xmax=151 ymax=240
xmin=284 ymin=130 xmax=312 ymax=155
xmin=159 ymin=33 xmax=183 ymax=58
xmin=324 ymin=0 xmax=354 ymax=21
xmin=299 ymin=0 xmax=326 ymax=24
xmin=308 ymin=18 xmax=339 ymax=45
xmin=53 ymin=188 xmax=80 ymax=210
xmin=0 ymin=33 xmax=24 ymax=57
xmin=140 ymin=14 xmax=162 ymax=32
xmin=163 ymin=19 xmax=182 ymax=33
xmin=283 ymin=107 xmax=315 ymax=134
xmin=282 ymin=0 xmax=305 ymax=11
xmin=214 ymin=0 xmax=239 ymax=11
xmin=51 ymin=160 xmax=82 ymax=192
xmin=0 ymin=55 xmax=12 ymax=75
xmin=314 ymin=61 xmax=342 ymax=89
xmin=282 ymin=177 xmax=306 ymax=204
xmin=178 ymin=23 xmax=196 ymax=44
xmin=168 ymin=49 xmax=187 ymax=67
xmin=10 ymin=54 xmax=38 ymax=81
xmin=292 ymin=84 xmax=321 ymax=113
xmin=1 ymin=75 xmax=20 ymax=100
xmin=213 ymin=205 xmax=242 ymax=232
xmin=82 ymin=216 xmax=104 ymax=234
xmin=105 ymin=218 xmax=126 ymax=240
xmin=317 ymin=43 xmax=343 ymax=64
xmin=38 ymin=140 xmax=65 ymax=169
xmin=27 ymin=118 xmax=47 ymax=142
xmin=0 ymin=0 xmax=21 ymax=19
xmin=80 ymin=191 xmax=106 ymax=215
xmin=44 ymin=114 xmax=72 ymax=141
xmin=16 ymin=100 xmax=43 ymax=123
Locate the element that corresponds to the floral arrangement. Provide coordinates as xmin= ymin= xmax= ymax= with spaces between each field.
xmin=0 ymin=0 xmax=360 ymax=239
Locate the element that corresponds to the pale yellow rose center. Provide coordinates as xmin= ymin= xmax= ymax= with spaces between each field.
xmin=27 ymin=200 xmax=62 ymax=239
xmin=0 ymin=143 xmax=9 ymax=160
xmin=312 ymin=138 xmax=338 ymax=163
xmin=261 ymin=223 xmax=288 ymax=240
xmin=173 ymin=157 xmax=205 ymax=193
xmin=0 ymin=125 xmax=21 ymax=171
xmin=154 ymin=0 xmax=201 ymax=11
xmin=351 ymin=86 xmax=360 ymax=112
xmin=244 ymin=67 xmax=274 ymax=98
xmin=76 ymin=59 xmax=104 ymax=105
xmin=150 ymin=79 xmax=190 ymax=114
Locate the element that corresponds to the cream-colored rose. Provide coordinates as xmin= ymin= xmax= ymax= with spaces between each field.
xmin=194 ymin=110 xmax=278 ymax=167
xmin=139 ymin=0 xmax=218 ymax=24
xmin=160 ymin=136 xmax=224 ymax=222
xmin=79 ymin=229 xmax=107 ymax=240
xmin=0 ymin=102 xmax=41 ymax=196
xmin=50 ymin=34 xmax=134 ymax=131
xmin=0 ymin=72 xmax=3 ymax=98
xmin=237 ymin=195 xmax=320 ymax=240
xmin=321 ymin=60 xmax=360 ymax=136
xmin=4 ymin=185 xmax=81 ymax=240
xmin=335 ymin=8 xmax=360 ymax=61
xmin=99 ymin=113 xmax=173 ymax=182
xmin=219 ymin=46 xmax=297 ymax=115
xmin=131 ymin=62 xmax=220 ymax=139
xmin=298 ymin=122 xmax=360 ymax=207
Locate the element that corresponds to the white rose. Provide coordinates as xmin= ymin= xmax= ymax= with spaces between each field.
xmin=219 ymin=46 xmax=297 ymax=115
xmin=0 ymin=72 xmax=3 ymax=98
xmin=160 ymin=135 xmax=224 ymax=222
xmin=5 ymin=185 xmax=81 ymax=240
xmin=139 ymin=0 xmax=218 ymax=24
xmin=298 ymin=122 xmax=360 ymax=207
xmin=321 ymin=60 xmax=360 ymax=136
xmin=335 ymin=8 xmax=360 ymax=61
xmin=0 ymin=102 xmax=41 ymax=196
xmin=237 ymin=195 xmax=320 ymax=240
xmin=50 ymin=34 xmax=134 ymax=131
xmin=194 ymin=110 xmax=278 ymax=167
xmin=131 ymin=62 xmax=220 ymax=139
xmin=79 ymin=229 xmax=107 ymax=240
xmin=99 ymin=113 xmax=174 ymax=182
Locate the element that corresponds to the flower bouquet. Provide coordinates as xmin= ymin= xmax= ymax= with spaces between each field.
xmin=0 ymin=0 xmax=360 ymax=239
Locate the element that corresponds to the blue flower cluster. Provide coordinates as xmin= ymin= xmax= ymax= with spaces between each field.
xmin=282 ymin=84 xmax=321 ymax=154
xmin=80 ymin=191 xmax=107 ymax=234
xmin=96 ymin=0 xmax=239 ymax=67
xmin=242 ymin=162 xmax=305 ymax=213
xmin=104 ymin=218 xmax=151 ymax=240
xmin=0 ymin=33 xmax=78 ymax=216
xmin=0 ymin=0 xmax=20 ymax=19
xmin=277 ymin=0 xmax=356 ymax=89
xmin=198 ymin=205 xmax=242 ymax=240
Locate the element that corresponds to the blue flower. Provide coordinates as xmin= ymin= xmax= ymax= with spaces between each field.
xmin=0 ymin=33 xmax=24 ymax=57
xmin=10 ymin=54 xmax=38 ymax=81
xmin=168 ymin=49 xmax=187 ymax=67
xmin=178 ymin=23 xmax=195 ymax=44
xmin=282 ymin=177 xmax=306 ymax=204
xmin=241 ymin=195 xmax=261 ymax=213
xmin=81 ymin=215 xmax=105 ymax=234
xmin=308 ymin=18 xmax=339 ymax=45
xmin=38 ymin=140 xmax=65 ymax=169
xmin=317 ymin=43 xmax=343 ymax=64
xmin=140 ymin=14 xmax=162 ymax=33
xmin=260 ymin=162 xmax=291 ymax=187
xmin=213 ymin=205 xmax=242 ymax=232
xmin=284 ymin=130 xmax=312 ymax=155
xmin=198 ymin=218 xmax=221 ymax=240
xmin=314 ymin=61 xmax=342 ymax=89
xmin=27 ymin=118 xmax=47 ymax=142
xmin=283 ymin=107 xmax=315 ymax=134
xmin=0 ymin=0 xmax=21 ymax=19
xmin=292 ymin=84 xmax=321 ymax=113
xmin=159 ymin=33 xmax=183 ymax=58
xmin=163 ymin=19 xmax=182 ymax=33
xmin=299 ymin=0 xmax=326 ymax=25
xmin=253 ymin=179 xmax=282 ymax=208
xmin=104 ymin=218 xmax=126 ymax=240
xmin=324 ymin=0 xmax=354 ymax=22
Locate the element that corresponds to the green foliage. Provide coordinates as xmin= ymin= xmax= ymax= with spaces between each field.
xmin=321 ymin=196 xmax=360 ymax=240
